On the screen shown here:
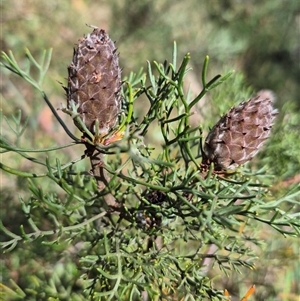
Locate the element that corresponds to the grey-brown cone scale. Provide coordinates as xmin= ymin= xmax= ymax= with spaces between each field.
xmin=202 ymin=90 xmax=278 ymax=171
xmin=67 ymin=27 xmax=122 ymax=138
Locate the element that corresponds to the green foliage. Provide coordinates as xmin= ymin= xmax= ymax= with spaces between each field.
xmin=109 ymin=0 xmax=300 ymax=108
xmin=1 ymin=42 xmax=299 ymax=301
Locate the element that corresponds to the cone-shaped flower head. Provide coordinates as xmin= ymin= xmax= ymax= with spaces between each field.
xmin=202 ymin=90 xmax=278 ymax=171
xmin=67 ymin=27 xmax=122 ymax=140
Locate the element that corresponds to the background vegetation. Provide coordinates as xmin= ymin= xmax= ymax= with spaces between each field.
xmin=1 ymin=0 xmax=299 ymax=300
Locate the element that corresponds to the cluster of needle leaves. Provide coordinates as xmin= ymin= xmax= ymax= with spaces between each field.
xmin=0 ymin=44 xmax=299 ymax=301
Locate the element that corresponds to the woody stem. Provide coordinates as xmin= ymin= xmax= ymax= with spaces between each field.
xmin=86 ymin=144 xmax=120 ymax=209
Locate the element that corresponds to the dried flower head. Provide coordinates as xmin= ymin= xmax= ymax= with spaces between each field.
xmin=202 ymin=90 xmax=278 ymax=171
xmin=67 ymin=27 xmax=122 ymax=142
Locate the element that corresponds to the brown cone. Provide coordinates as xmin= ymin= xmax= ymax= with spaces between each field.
xmin=202 ymin=90 xmax=278 ymax=171
xmin=67 ymin=27 xmax=122 ymax=139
